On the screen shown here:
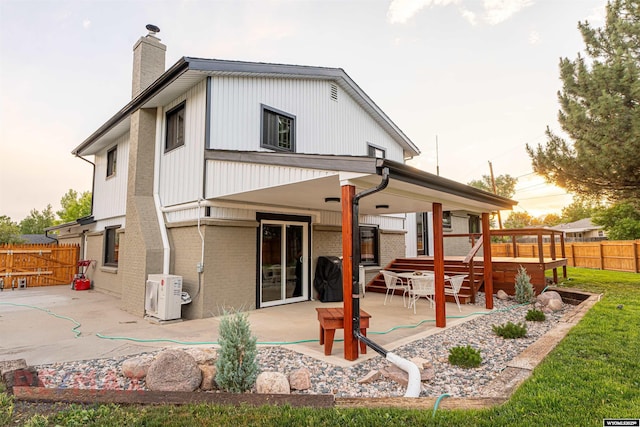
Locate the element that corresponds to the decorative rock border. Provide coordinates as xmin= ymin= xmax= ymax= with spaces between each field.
xmin=3 ymin=288 xmax=600 ymax=410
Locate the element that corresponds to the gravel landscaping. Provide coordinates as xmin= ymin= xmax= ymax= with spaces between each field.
xmin=34 ymin=294 xmax=571 ymax=398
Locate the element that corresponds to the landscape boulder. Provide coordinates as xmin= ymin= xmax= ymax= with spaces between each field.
xmin=536 ymin=291 xmax=564 ymax=312
xmin=199 ymin=364 xmax=218 ymax=391
xmin=536 ymin=291 xmax=562 ymax=305
xmin=121 ymin=355 xmax=154 ymax=380
xmin=256 ymin=371 xmax=290 ymax=394
xmin=184 ymin=347 xmax=217 ymax=365
xmin=145 ymin=349 xmax=202 ymax=392
xmin=288 ymin=368 xmax=311 ymax=391
xmin=497 ymin=290 xmax=510 ymax=300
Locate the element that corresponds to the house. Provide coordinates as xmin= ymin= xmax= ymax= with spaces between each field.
xmin=52 ymin=28 xmax=516 ymax=321
xmin=405 ymin=210 xmax=484 ymax=257
xmin=20 ymin=234 xmax=57 ymax=244
xmin=550 ymin=218 xmax=607 ymax=242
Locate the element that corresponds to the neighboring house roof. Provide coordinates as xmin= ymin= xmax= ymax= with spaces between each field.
xmin=20 ymin=234 xmax=57 ymax=244
xmin=550 ymin=218 xmax=603 ymax=234
xmin=72 ymin=57 xmax=420 ymax=158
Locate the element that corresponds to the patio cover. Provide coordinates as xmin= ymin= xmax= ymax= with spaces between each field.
xmin=205 ymin=150 xmax=515 ymax=215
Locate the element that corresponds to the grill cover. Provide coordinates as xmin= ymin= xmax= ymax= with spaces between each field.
xmin=313 ymin=256 xmax=343 ymax=302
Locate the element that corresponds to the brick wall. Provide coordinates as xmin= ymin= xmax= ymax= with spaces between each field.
xmin=119 ymin=108 xmax=164 ymax=316
xmin=84 ymin=232 xmax=122 ymax=297
xmin=203 ymin=222 xmax=257 ymax=317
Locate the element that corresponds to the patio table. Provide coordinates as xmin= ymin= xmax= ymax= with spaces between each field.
xmin=397 ymin=271 xmax=456 ymax=293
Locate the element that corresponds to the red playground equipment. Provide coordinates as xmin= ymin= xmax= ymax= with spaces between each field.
xmin=72 ymin=260 xmax=93 ymax=291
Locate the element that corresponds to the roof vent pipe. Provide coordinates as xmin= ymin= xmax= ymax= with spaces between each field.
xmin=351 ymin=167 xmax=421 ymax=397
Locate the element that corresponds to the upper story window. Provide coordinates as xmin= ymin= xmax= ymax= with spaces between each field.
xmin=104 ymin=226 xmax=120 ymax=267
xmin=106 ymin=146 xmax=117 ymax=178
xmin=165 ymin=102 xmax=185 ymax=152
xmin=261 ymin=105 xmax=295 ymax=152
xmin=368 ymin=144 xmax=386 ymax=158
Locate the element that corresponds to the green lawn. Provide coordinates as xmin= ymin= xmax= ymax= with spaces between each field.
xmin=3 ymin=267 xmax=639 ymax=426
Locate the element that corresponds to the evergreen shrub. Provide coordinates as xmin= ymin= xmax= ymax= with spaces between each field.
xmin=526 ymin=308 xmax=546 ymax=322
xmin=215 ymin=311 xmax=259 ymax=393
xmin=514 ymin=265 xmax=535 ymax=303
xmin=492 ymin=321 xmax=528 ymax=339
xmin=448 ymin=345 xmax=482 ymax=368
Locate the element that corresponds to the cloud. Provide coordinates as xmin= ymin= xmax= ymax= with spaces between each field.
xmin=585 ymin=1 xmax=607 ymax=23
xmin=528 ymin=29 xmax=540 ymax=45
xmin=388 ymin=0 xmax=533 ymax=26
xmin=460 ymin=7 xmax=477 ymax=26
xmin=387 ymin=0 xmax=460 ymax=24
xmin=82 ymin=19 xmax=91 ymax=29
xmin=483 ymin=0 xmax=533 ymax=25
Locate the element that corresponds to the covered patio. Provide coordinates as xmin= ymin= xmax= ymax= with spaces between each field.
xmin=206 ymin=150 xmax=517 ymax=361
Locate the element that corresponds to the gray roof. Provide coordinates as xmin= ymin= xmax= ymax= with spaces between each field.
xmin=550 ymin=218 xmax=602 ymax=233
xmin=72 ymin=57 xmax=420 ymax=158
xmin=20 ymin=234 xmax=57 ymax=244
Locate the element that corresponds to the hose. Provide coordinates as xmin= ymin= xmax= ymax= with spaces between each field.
xmin=0 ymin=302 xmax=82 ymax=338
xmin=1 ymin=301 xmax=528 ymax=345
xmin=433 ymin=393 xmax=450 ymax=417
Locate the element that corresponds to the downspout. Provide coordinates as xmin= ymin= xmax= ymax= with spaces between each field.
xmin=351 ymin=167 xmax=421 ymax=398
xmin=153 ymin=108 xmax=171 ymax=274
xmin=70 ymin=154 xmax=96 ymax=258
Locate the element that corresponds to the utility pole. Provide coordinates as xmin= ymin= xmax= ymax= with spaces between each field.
xmin=435 ymin=135 xmax=440 ymax=176
xmin=488 ymin=161 xmax=503 ymax=229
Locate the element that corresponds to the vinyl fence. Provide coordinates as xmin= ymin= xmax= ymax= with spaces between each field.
xmin=0 ymin=243 xmax=80 ymax=289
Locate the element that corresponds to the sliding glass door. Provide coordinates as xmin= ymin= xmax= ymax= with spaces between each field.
xmin=260 ymin=220 xmax=308 ymax=307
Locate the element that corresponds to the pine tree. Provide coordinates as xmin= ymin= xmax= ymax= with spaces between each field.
xmin=215 ymin=311 xmax=259 ymax=393
xmin=514 ymin=266 xmax=535 ymax=304
xmin=526 ymin=0 xmax=640 ymax=202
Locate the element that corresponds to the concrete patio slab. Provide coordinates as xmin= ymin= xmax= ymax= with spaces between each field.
xmin=0 ymin=286 xmax=490 ymax=367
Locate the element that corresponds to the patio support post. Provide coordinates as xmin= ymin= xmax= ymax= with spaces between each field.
xmin=341 ymin=184 xmax=358 ymax=361
xmin=482 ymin=212 xmax=494 ymax=309
xmin=432 ymin=202 xmax=446 ymax=328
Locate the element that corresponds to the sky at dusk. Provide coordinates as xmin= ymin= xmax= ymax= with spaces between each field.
xmin=1 ymin=0 xmax=608 ymax=222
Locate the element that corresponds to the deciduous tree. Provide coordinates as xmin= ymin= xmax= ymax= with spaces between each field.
xmin=503 ymin=211 xmax=534 ymax=229
xmin=57 ymin=190 xmax=92 ymax=224
xmin=467 ymin=174 xmax=517 ymax=199
xmin=526 ymin=0 xmax=640 ymax=202
xmin=559 ymin=199 xmax=601 ymax=223
xmin=0 ymin=216 xmax=24 ymax=244
xmin=592 ymin=200 xmax=640 ymax=240
xmin=19 ymin=205 xmax=55 ymax=234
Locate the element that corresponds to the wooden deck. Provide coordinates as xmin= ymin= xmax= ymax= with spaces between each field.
xmin=486 ymin=256 xmax=567 ymax=295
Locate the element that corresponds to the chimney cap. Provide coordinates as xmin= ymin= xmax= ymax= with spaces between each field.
xmin=145 ymin=24 xmax=160 ymax=35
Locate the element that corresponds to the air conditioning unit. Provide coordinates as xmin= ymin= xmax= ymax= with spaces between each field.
xmin=145 ymin=274 xmax=182 ymax=321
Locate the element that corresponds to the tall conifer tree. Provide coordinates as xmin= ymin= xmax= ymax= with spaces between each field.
xmin=527 ymin=0 xmax=640 ymax=201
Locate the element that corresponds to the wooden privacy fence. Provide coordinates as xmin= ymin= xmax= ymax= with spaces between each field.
xmin=566 ymin=240 xmax=640 ymax=273
xmin=0 ymin=244 xmax=80 ymax=289
xmin=492 ymin=240 xmax=640 ymax=273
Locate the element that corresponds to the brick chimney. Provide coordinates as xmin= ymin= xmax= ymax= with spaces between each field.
xmin=131 ymin=25 xmax=166 ymax=98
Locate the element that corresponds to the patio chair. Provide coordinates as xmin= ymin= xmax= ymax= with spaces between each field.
xmin=381 ymin=270 xmax=409 ymax=306
xmin=445 ymin=274 xmax=468 ymax=312
xmin=408 ymin=275 xmax=436 ymax=314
